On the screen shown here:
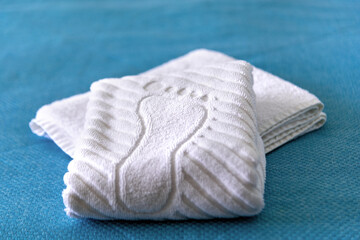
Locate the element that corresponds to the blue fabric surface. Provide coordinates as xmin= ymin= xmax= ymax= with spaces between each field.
xmin=1 ymin=0 xmax=360 ymax=239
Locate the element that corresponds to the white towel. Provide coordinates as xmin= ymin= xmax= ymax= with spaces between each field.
xmin=29 ymin=49 xmax=326 ymax=220
xmin=63 ymin=61 xmax=266 ymax=220
xmin=30 ymin=49 xmax=326 ymax=156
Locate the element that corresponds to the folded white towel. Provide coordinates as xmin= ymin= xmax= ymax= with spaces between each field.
xmin=29 ymin=49 xmax=326 ymax=220
xmin=63 ymin=61 xmax=266 ymax=220
xmin=30 ymin=49 xmax=326 ymax=155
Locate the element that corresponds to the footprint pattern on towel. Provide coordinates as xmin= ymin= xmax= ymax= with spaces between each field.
xmin=63 ymin=61 xmax=266 ymax=220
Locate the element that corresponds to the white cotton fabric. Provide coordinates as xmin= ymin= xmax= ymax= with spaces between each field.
xmin=30 ymin=49 xmax=326 ymax=156
xmin=29 ymin=49 xmax=326 ymax=220
xmin=63 ymin=61 xmax=265 ymax=220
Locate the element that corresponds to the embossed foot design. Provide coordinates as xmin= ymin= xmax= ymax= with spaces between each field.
xmin=63 ymin=61 xmax=266 ymax=220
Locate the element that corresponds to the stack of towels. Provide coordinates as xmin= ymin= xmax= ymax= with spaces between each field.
xmin=30 ymin=49 xmax=326 ymax=220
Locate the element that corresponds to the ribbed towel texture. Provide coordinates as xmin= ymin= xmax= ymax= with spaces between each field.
xmin=29 ymin=49 xmax=326 ymax=220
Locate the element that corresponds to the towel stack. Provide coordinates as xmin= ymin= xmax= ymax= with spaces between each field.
xmin=30 ymin=49 xmax=326 ymax=220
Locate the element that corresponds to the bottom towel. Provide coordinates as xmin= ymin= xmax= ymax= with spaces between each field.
xmin=29 ymin=49 xmax=326 ymax=220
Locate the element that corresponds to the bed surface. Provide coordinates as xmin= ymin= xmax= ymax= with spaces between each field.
xmin=1 ymin=0 xmax=359 ymax=239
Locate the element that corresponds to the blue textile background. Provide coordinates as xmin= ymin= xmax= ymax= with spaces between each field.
xmin=1 ymin=0 xmax=359 ymax=239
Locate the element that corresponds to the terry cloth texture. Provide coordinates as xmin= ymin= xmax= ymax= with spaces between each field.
xmin=63 ymin=61 xmax=266 ymax=220
xmin=29 ymin=49 xmax=326 ymax=220
xmin=30 ymin=49 xmax=326 ymax=157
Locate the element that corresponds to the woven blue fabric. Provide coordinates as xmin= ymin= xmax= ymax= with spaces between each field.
xmin=1 ymin=0 xmax=359 ymax=239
